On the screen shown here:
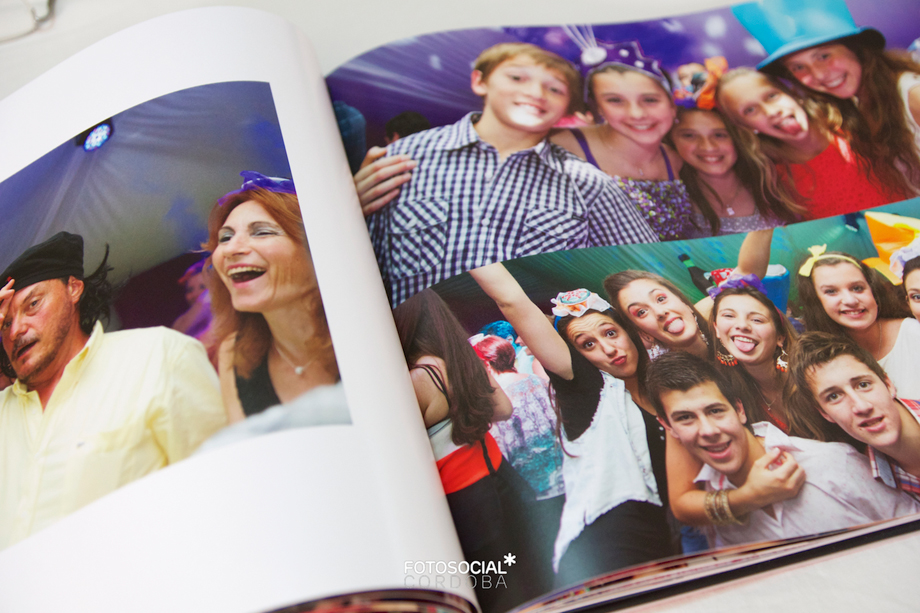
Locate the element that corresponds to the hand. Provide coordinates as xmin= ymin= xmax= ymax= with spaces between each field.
xmin=0 ymin=278 xmax=13 ymax=323
xmin=740 ymin=448 xmax=806 ymax=508
xmin=352 ymin=147 xmax=416 ymax=216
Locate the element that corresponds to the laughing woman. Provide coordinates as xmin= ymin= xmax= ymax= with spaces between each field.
xmin=207 ymin=172 xmax=339 ymax=423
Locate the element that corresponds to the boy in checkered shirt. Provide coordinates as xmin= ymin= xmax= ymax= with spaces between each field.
xmin=361 ymin=43 xmax=656 ymax=306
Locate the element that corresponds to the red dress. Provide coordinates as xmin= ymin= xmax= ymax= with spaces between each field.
xmin=781 ymin=136 xmax=907 ymax=219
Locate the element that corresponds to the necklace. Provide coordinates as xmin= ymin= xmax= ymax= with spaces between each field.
xmin=598 ymin=127 xmax=658 ymax=178
xmin=722 ymin=182 xmax=743 ymax=216
xmin=704 ymin=177 xmax=743 ymax=216
xmin=273 ymin=342 xmax=315 ymax=376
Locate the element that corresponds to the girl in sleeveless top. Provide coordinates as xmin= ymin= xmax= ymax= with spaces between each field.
xmin=393 ymin=289 xmax=546 ymax=611
xmin=551 ymin=41 xmax=693 ymax=241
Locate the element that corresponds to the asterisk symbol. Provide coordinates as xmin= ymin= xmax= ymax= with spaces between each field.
xmin=504 ymin=553 xmax=516 ymax=566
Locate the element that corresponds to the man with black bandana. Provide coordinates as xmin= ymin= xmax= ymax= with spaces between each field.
xmin=0 ymin=232 xmax=226 ymax=549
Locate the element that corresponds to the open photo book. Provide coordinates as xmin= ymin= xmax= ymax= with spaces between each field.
xmin=1 ymin=1 xmax=920 ymax=612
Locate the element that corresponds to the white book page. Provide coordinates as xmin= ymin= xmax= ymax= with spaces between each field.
xmin=0 ymin=7 xmax=468 ymax=613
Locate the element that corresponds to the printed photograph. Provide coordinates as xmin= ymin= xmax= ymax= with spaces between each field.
xmin=0 ymin=80 xmax=349 ymax=552
xmin=393 ymin=197 xmax=920 ymax=612
xmin=327 ymin=0 xmax=920 ymax=306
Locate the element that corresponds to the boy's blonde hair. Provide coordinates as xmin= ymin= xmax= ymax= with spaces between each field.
xmin=473 ymin=43 xmax=582 ymax=114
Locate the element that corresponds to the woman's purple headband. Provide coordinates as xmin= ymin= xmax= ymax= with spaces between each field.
xmin=219 ymin=171 xmax=296 ymax=206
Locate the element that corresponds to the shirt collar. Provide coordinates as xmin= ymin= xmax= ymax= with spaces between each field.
xmin=447 ymin=112 xmax=558 ymax=167
xmin=694 ymin=421 xmax=798 ymax=489
xmin=753 ymin=420 xmax=802 ymax=453
xmin=868 ymin=398 xmax=920 ymax=488
xmin=10 ymin=320 xmax=103 ymax=398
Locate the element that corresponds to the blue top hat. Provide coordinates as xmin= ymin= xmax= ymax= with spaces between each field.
xmin=732 ymin=0 xmax=884 ymax=72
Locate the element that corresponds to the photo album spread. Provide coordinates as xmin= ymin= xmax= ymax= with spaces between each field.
xmin=1 ymin=0 xmax=919 ymax=611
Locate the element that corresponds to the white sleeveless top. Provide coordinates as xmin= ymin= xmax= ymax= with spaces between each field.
xmin=552 ymin=372 xmax=661 ymax=571
xmin=878 ymin=318 xmax=920 ymax=400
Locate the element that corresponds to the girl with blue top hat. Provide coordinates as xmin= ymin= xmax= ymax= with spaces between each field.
xmin=733 ymin=0 xmax=920 ymax=197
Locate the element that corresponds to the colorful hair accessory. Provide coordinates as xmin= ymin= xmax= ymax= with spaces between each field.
xmin=889 ymin=237 xmax=920 ymax=280
xmin=562 ymin=27 xmax=671 ymax=101
xmin=797 ymin=244 xmax=862 ymax=277
xmin=551 ymin=288 xmax=612 ymax=319
xmin=706 ymin=273 xmax=769 ymax=299
xmin=709 ymin=267 xmax=735 ymax=286
xmin=675 ymin=56 xmax=728 ymax=111
xmin=219 ymin=171 xmax=296 ymax=206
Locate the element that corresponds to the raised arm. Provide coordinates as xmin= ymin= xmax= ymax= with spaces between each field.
xmin=696 ymin=228 xmax=774 ymax=319
xmin=469 ymin=263 xmax=574 ymax=380
xmin=735 ymin=228 xmax=773 ymax=279
xmin=353 ymin=146 xmax=416 ymax=216
xmin=0 ymin=278 xmax=14 ymax=326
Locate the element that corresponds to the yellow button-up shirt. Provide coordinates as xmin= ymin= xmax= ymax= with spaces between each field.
xmin=0 ymin=322 xmax=227 ymax=549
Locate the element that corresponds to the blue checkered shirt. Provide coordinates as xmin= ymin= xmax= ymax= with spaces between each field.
xmin=367 ymin=113 xmax=658 ymax=306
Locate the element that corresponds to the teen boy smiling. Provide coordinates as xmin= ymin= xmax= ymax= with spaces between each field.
xmin=646 ymin=352 xmax=919 ymax=548
xmin=364 ymin=43 xmax=656 ymax=306
xmin=790 ymin=332 xmax=920 ymax=500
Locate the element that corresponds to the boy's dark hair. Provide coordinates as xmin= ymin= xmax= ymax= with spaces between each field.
xmin=645 ymin=351 xmax=742 ymax=423
xmin=473 ymin=43 xmax=583 ymax=115
xmin=385 ymin=111 xmax=430 ymax=141
xmin=787 ymin=331 xmax=890 ymax=413
xmin=784 ymin=332 xmax=884 ymax=448
xmin=0 ymin=246 xmax=115 ymax=379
